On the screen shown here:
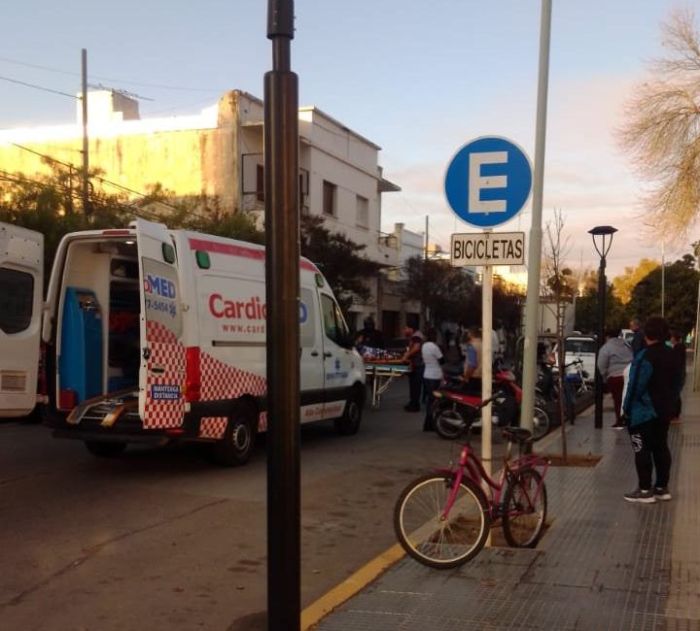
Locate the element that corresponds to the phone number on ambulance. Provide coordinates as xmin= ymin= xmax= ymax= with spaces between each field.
xmin=145 ymin=297 xmax=177 ymax=317
xmin=222 ymin=323 xmax=265 ymax=334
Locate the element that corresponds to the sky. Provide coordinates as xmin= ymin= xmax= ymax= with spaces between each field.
xmin=2 ymin=0 xmax=698 ymax=277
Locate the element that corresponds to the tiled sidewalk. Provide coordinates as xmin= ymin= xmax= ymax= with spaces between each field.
xmin=314 ymin=387 xmax=700 ymax=630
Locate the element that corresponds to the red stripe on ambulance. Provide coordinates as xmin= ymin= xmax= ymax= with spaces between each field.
xmin=188 ymin=237 xmax=318 ymax=272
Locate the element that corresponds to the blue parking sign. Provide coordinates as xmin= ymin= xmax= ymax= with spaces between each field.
xmin=444 ymin=136 xmax=532 ymax=228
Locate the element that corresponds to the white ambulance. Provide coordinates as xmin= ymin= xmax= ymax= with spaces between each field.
xmin=0 ymin=223 xmax=44 ymax=419
xmin=0 ymin=219 xmax=366 ymax=465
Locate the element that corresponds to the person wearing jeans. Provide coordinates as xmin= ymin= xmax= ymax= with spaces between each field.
xmin=622 ymin=316 xmax=680 ymax=503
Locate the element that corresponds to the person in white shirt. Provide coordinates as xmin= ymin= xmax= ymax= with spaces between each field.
xmin=421 ymin=328 xmax=444 ymax=431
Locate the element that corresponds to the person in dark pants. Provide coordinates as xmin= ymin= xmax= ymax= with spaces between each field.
xmin=669 ymin=328 xmax=686 ymax=422
xmin=622 ymin=316 xmax=680 ymax=503
xmin=597 ymin=328 xmax=633 ymax=429
xmin=401 ymin=327 xmax=424 ymax=412
xmin=421 ymin=328 xmax=444 ymax=431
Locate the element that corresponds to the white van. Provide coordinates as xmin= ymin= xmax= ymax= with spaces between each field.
xmin=2 ymin=219 xmax=366 ymax=465
xmin=0 ymin=223 xmax=45 ymax=418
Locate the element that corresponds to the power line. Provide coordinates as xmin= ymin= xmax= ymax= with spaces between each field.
xmin=0 ymin=55 xmax=221 ymax=93
xmin=10 ymin=142 xmax=180 ymax=212
xmin=0 ymin=74 xmax=78 ymax=99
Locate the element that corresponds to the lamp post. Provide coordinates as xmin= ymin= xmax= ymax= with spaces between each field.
xmin=589 ymin=225 xmax=617 ymax=429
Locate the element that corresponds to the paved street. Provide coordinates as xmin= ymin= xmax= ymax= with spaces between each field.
xmin=0 ymin=385 xmax=515 ymax=631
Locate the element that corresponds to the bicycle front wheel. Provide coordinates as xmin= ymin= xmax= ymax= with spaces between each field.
xmin=502 ymin=468 xmax=547 ymax=548
xmin=394 ymin=474 xmax=489 ymax=568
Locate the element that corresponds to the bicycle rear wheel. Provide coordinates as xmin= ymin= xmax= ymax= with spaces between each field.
xmin=502 ymin=467 xmax=547 ymax=548
xmin=394 ymin=474 xmax=489 ymax=568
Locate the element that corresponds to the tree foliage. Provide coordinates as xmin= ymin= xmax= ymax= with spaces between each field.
xmin=628 ymin=254 xmax=699 ymax=334
xmin=0 ymin=166 xmax=263 ymax=284
xmin=399 ymin=256 xmax=476 ymax=327
xmin=298 ymin=214 xmax=381 ymax=315
xmin=612 ymin=258 xmax=661 ymax=304
xmin=618 ymin=8 xmax=700 ymax=239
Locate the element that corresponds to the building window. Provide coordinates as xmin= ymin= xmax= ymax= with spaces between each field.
xmin=323 ymin=180 xmax=336 ymax=216
xmin=0 ymin=268 xmax=34 ymax=334
xmin=356 ymin=195 xmax=369 ymax=228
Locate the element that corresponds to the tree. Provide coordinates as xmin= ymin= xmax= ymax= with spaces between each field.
xmin=299 ymin=214 xmax=381 ymax=316
xmin=0 ymin=167 xmax=263 ymax=285
xmin=541 ymin=210 xmax=574 ymax=459
xmin=399 ymin=256 xmax=476 ymax=328
xmin=612 ymin=258 xmax=660 ymax=304
xmin=618 ymin=8 xmax=700 ymax=239
xmin=628 ymin=253 xmax=699 ymax=334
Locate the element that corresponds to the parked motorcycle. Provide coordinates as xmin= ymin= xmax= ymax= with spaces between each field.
xmin=432 ymin=367 xmax=550 ymax=441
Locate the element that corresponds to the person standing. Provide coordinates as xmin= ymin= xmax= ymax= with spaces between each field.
xmin=622 ymin=316 xmax=678 ymax=503
xmin=462 ymin=327 xmax=482 ymax=395
xmin=355 ymin=316 xmax=384 ymax=349
xmin=597 ymin=328 xmax=633 ymax=429
xmin=629 ymin=317 xmax=646 ymax=356
xmin=421 ymin=328 xmax=444 ymax=431
xmin=401 ymin=327 xmax=424 ymax=412
xmin=669 ymin=328 xmax=686 ymax=422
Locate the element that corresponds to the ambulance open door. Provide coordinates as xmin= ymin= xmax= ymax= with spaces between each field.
xmin=133 ymin=219 xmax=186 ymax=429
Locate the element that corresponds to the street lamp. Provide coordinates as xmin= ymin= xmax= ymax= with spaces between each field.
xmin=589 ymin=225 xmax=617 ymax=429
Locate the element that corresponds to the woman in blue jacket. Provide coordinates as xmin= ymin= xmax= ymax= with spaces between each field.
xmin=622 ymin=316 xmax=679 ymax=504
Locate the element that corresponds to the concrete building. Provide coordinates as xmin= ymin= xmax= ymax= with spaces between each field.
xmin=0 ymin=88 xmax=423 ymax=333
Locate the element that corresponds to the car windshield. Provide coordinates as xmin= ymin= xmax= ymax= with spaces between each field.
xmin=565 ymin=339 xmax=596 ymax=354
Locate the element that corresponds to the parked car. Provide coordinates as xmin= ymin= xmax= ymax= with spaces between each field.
xmin=551 ymin=335 xmax=597 ymax=383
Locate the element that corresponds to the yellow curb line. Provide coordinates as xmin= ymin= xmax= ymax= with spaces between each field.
xmin=301 ymin=543 xmax=406 ymax=630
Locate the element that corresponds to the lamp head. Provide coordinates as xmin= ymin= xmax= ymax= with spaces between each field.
xmin=588 ymin=225 xmax=617 ymax=259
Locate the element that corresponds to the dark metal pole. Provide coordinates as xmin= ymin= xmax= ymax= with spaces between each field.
xmin=265 ymin=1 xmax=300 ymax=630
xmin=594 ymin=255 xmax=606 ymax=428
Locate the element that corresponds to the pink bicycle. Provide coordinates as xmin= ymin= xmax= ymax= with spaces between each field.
xmin=394 ymin=396 xmax=549 ymax=568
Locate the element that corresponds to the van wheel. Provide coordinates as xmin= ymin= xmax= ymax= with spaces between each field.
xmin=212 ymin=407 xmax=256 ymax=467
xmin=334 ymin=392 xmax=363 ymax=435
xmin=84 ymin=441 xmax=127 ymax=458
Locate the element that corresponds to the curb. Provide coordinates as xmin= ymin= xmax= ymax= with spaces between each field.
xmin=301 ymin=543 xmax=405 ymax=630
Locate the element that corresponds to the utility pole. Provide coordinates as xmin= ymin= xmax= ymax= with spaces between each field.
xmin=264 ymin=1 xmax=300 ymax=629
xmin=520 ymin=0 xmax=552 ymax=433
xmin=81 ymin=48 xmax=90 ymax=215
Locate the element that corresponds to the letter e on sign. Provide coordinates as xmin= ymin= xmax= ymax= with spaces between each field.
xmin=445 ymin=136 xmax=532 ymax=228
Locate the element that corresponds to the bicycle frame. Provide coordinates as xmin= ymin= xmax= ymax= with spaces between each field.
xmin=438 ymin=441 xmax=548 ymax=522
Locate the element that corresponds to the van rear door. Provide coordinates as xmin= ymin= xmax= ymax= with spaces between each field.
xmin=0 ymin=223 xmax=43 ymax=417
xmin=134 ymin=219 xmax=186 ymax=429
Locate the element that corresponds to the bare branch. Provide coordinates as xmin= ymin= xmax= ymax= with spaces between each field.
xmin=617 ymin=7 xmax=700 ymax=243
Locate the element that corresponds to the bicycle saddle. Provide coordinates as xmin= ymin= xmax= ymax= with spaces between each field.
xmin=501 ymin=426 xmax=533 ymax=444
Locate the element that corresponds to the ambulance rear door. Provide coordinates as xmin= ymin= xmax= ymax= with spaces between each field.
xmin=134 ymin=219 xmax=186 ymax=429
xmin=0 ymin=223 xmax=43 ymax=417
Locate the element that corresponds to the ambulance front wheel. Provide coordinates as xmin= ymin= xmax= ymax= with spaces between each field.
xmin=334 ymin=390 xmax=363 ymax=435
xmin=212 ymin=407 xmax=256 ymax=467
xmin=84 ymin=441 xmax=127 ymax=458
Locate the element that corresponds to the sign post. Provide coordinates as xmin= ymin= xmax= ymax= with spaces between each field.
xmin=445 ymin=136 xmax=531 ymax=488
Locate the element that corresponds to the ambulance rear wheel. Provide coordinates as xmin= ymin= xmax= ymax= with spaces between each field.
xmin=212 ymin=408 xmax=256 ymax=466
xmin=334 ymin=391 xmax=363 ymax=435
xmin=84 ymin=441 xmax=127 ymax=458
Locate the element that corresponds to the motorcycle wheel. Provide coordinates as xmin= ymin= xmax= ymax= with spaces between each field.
xmin=434 ymin=402 xmax=466 ymax=440
xmin=532 ymin=405 xmax=551 ymax=440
